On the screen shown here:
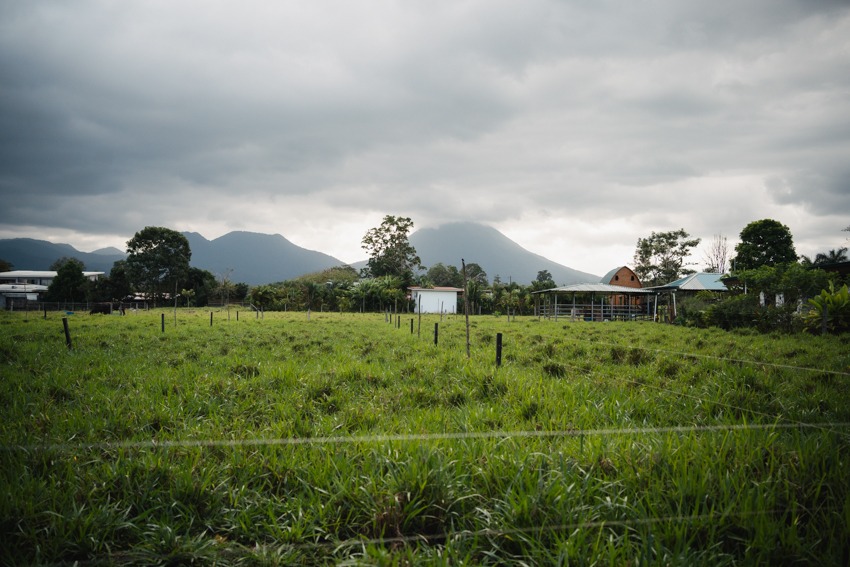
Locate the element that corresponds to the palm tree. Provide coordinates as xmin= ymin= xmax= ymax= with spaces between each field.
xmin=814 ymin=247 xmax=849 ymax=265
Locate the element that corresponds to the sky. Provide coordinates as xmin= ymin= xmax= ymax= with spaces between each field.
xmin=1 ymin=0 xmax=849 ymax=278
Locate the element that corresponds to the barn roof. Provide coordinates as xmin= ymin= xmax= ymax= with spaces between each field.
xmin=408 ymin=286 xmax=464 ymax=292
xmin=533 ymin=283 xmax=655 ymax=294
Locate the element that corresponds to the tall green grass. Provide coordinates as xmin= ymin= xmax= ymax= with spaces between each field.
xmin=1 ymin=309 xmax=848 ymax=564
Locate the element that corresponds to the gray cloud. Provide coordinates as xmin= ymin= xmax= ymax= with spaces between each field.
xmin=1 ymin=0 xmax=848 ymax=273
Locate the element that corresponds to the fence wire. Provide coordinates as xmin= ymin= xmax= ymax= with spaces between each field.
xmin=4 ymin=314 xmax=849 ymax=562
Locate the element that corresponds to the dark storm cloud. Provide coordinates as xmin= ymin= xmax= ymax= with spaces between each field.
xmin=0 ymin=0 xmax=848 ymax=272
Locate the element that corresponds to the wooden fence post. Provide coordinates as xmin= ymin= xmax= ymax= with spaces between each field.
xmin=62 ymin=317 xmax=72 ymax=350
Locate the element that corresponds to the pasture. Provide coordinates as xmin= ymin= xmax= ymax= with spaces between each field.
xmin=1 ymin=309 xmax=849 ymax=565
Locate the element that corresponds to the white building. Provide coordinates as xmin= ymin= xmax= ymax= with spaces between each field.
xmin=0 ymin=270 xmax=104 ymax=286
xmin=0 ymin=270 xmax=103 ymax=309
xmin=409 ymin=286 xmax=464 ymax=314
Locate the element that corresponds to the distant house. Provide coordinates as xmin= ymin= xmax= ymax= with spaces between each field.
xmin=649 ymin=272 xmax=727 ymax=321
xmin=0 ymin=283 xmax=48 ymax=309
xmin=0 ymin=270 xmax=104 ymax=286
xmin=409 ymin=286 xmax=464 ymax=314
xmin=0 ymin=270 xmax=103 ymax=310
xmin=652 ymin=272 xmax=727 ymax=293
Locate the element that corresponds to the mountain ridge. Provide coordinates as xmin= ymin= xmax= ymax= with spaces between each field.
xmin=0 ymin=223 xmax=599 ymax=286
xmin=410 ymin=222 xmax=598 ymax=285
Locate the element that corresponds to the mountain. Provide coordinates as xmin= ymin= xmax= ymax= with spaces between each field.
xmin=1 ymin=224 xmax=597 ymax=286
xmin=91 ymin=246 xmax=125 ymax=256
xmin=409 ymin=222 xmax=598 ymax=285
xmin=0 ymin=238 xmax=126 ymax=273
xmin=183 ymin=231 xmax=345 ymax=285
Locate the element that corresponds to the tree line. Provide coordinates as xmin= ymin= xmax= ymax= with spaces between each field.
xmin=3 ymin=217 xmax=847 ymax=329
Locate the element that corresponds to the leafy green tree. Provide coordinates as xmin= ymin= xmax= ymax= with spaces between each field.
xmin=299 ymin=265 xmax=360 ymax=286
xmin=732 ymin=219 xmax=796 ymax=271
xmin=91 ymin=260 xmax=132 ymax=301
xmin=532 ymin=269 xmax=555 ymax=290
xmin=248 ymin=285 xmax=280 ymax=309
xmin=179 ymin=288 xmax=195 ymax=307
xmin=361 ymin=215 xmax=422 ymax=285
xmin=426 ymin=263 xmax=463 ymax=287
xmin=0 ymin=258 xmax=12 ymax=272
xmin=733 ymin=263 xmax=831 ymax=305
xmin=633 ymin=229 xmax=701 ymax=287
xmin=50 ymin=256 xmax=82 ymax=271
xmin=464 ymin=262 xmax=488 ymax=286
xmin=125 ymin=227 xmax=191 ymax=305
xmin=185 ymin=267 xmax=217 ymax=307
xmin=46 ymin=258 xmax=87 ymax=302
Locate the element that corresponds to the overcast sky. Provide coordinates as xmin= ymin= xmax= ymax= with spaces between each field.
xmin=1 ymin=0 xmax=848 ymax=277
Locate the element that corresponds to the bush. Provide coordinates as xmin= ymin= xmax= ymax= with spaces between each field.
xmin=676 ymin=292 xmax=723 ymax=328
xmin=702 ymin=294 xmax=803 ymax=333
xmin=805 ymin=283 xmax=850 ymax=334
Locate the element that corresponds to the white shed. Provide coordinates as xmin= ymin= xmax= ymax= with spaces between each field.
xmin=409 ymin=287 xmax=463 ymax=314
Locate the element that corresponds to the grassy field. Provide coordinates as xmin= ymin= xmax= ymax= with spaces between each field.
xmin=1 ymin=309 xmax=849 ymax=565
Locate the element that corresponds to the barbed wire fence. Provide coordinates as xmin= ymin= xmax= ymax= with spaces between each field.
xmin=3 ymin=311 xmax=849 ymax=562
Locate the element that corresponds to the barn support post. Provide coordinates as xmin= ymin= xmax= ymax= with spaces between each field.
xmin=672 ymin=292 xmax=677 ymax=321
xmin=554 ymin=293 xmax=558 ymax=322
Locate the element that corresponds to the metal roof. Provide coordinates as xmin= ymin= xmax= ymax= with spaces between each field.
xmin=533 ymin=283 xmax=655 ymax=294
xmin=0 ymin=284 xmax=48 ymax=292
xmin=651 ymin=272 xmax=727 ymax=291
xmin=599 ymin=267 xmax=622 ymax=283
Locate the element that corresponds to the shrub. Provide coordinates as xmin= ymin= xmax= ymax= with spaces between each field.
xmin=805 ymin=283 xmax=850 ymax=334
xmin=703 ymin=294 xmax=803 ymax=333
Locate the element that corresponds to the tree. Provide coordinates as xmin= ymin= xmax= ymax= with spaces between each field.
xmin=125 ymin=227 xmax=192 ymax=305
xmin=633 ymin=229 xmax=701 ymax=287
xmin=464 ymin=262 xmax=488 ymax=286
xmin=46 ymin=258 xmax=87 ymax=302
xmin=361 ymin=215 xmax=422 ymax=285
xmin=248 ymin=285 xmax=281 ymax=309
xmin=813 ymin=248 xmax=848 ymax=265
xmin=534 ymin=269 xmax=555 ymax=288
xmin=50 ymin=256 xmax=86 ymax=272
xmin=426 ymin=263 xmax=463 ymax=287
xmin=0 ymin=258 xmax=12 ymax=272
xmin=91 ymin=260 xmax=132 ymax=302
xmin=702 ymin=234 xmax=730 ymax=273
xmin=185 ymin=267 xmax=217 ymax=307
xmin=732 ymin=219 xmax=796 ymax=271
